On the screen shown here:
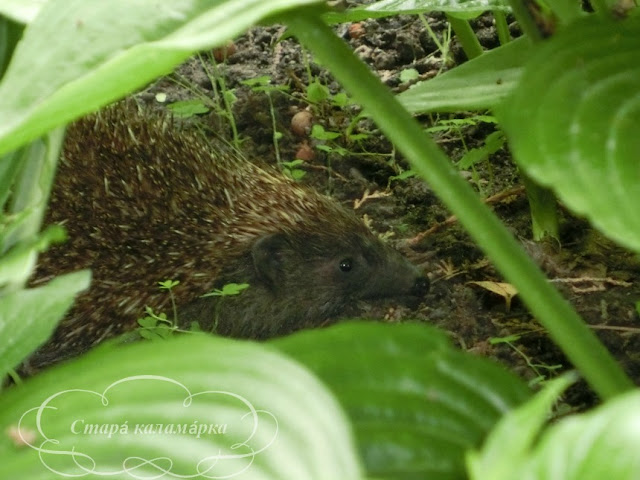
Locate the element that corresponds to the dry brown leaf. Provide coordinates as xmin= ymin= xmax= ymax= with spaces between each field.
xmin=469 ymin=281 xmax=519 ymax=311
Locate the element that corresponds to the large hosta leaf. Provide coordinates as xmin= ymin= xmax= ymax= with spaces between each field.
xmin=523 ymin=389 xmax=640 ymax=479
xmin=498 ymin=15 xmax=640 ymax=252
xmin=0 ymin=335 xmax=362 ymax=479
xmin=398 ymin=37 xmax=531 ymax=113
xmin=0 ymin=0 xmax=48 ymax=24
xmin=0 ymin=270 xmax=90 ymax=376
xmin=0 ymin=0 xmax=322 ymax=157
xmin=324 ymin=0 xmax=509 ymax=23
xmin=272 ymin=322 xmax=531 ymax=480
xmin=467 ymin=374 xmax=576 ymax=480
xmin=470 ymin=376 xmax=640 ymax=480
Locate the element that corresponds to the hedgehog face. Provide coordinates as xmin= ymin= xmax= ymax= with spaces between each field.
xmin=178 ymin=230 xmax=429 ymax=339
xmin=319 ymin=234 xmax=429 ymax=301
xmin=251 ymin=232 xmax=429 ymax=301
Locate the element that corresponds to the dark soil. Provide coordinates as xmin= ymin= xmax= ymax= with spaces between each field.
xmin=135 ymin=9 xmax=640 ymax=407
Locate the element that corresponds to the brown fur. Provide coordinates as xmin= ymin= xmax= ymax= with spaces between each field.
xmin=28 ymin=103 xmax=428 ymax=368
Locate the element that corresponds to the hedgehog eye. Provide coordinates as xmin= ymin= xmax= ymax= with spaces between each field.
xmin=339 ymin=258 xmax=353 ymax=272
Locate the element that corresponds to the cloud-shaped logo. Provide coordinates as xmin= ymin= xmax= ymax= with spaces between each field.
xmin=17 ymin=375 xmax=278 ymax=478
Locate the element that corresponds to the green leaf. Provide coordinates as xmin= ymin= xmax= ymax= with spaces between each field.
xmin=242 ymin=75 xmax=272 ymax=87
xmin=307 ymin=81 xmax=330 ymax=103
xmin=284 ymin=10 xmax=632 ymax=402
xmin=0 ymin=0 xmax=323 ymax=157
xmin=471 ymin=376 xmax=640 ymax=480
xmin=0 ymin=225 xmax=66 ymax=289
xmin=498 ymin=15 xmax=640 ymax=253
xmin=398 ymin=37 xmax=532 ymax=114
xmin=399 ymin=67 xmax=419 ymax=83
xmin=467 ymin=373 xmax=576 ymax=480
xmin=311 ymin=124 xmax=340 ymax=140
xmin=201 ymin=282 xmax=250 ymax=297
xmin=0 ymin=16 xmax=24 ymax=79
xmin=0 ymin=149 xmax=24 ymax=210
xmin=0 ymin=335 xmax=363 ymax=479
xmin=139 ymin=323 xmax=173 ymax=341
xmin=283 ymin=159 xmax=305 ymax=168
xmin=1 ymin=129 xmax=65 ymax=256
xmin=158 ymin=279 xmax=180 ymax=290
xmin=0 ymin=0 xmax=48 ymax=24
xmin=331 ymin=92 xmax=350 ymax=107
xmin=272 ymin=322 xmax=531 ymax=480
xmin=0 ymin=270 xmax=90 ymax=376
xmin=389 ymin=169 xmax=417 ymax=182
xmin=166 ymin=99 xmax=210 ymax=117
xmin=548 ymin=0 xmax=586 ymax=24
xmin=324 ymin=0 xmax=510 ymax=23
xmin=289 ymin=168 xmax=307 ymax=180
xmin=523 ymin=389 xmax=640 ymax=479
xmin=457 ymin=130 xmax=505 ymax=169
xmin=447 ymin=10 xmax=486 ymax=20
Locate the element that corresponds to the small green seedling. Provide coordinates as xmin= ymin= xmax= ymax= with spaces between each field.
xmin=418 ymin=13 xmax=453 ymax=70
xmin=425 ymin=115 xmax=504 ymax=194
xmin=388 ymin=169 xmax=417 ymax=184
xmin=457 ymin=130 xmax=505 ymax=170
xmin=196 ymin=52 xmax=242 ymax=148
xmin=158 ymin=279 xmax=180 ymax=323
xmin=136 ymin=307 xmax=175 ymax=341
xmin=201 ymin=282 xmax=250 ymax=297
xmin=425 ymin=114 xmax=497 ymax=135
xmin=166 ymin=99 xmax=210 ymax=118
xmin=306 ymin=80 xmax=330 ymax=103
xmin=312 ymin=124 xmax=350 ymax=157
xmin=136 ymin=279 xmax=181 ymax=341
xmin=399 ymin=68 xmax=420 ymax=84
xmin=311 ymin=123 xmax=340 ymax=141
xmin=490 ymin=334 xmax=563 ymax=388
xmin=196 ymin=283 xmax=249 ymax=334
xmin=330 ymin=91 xmax=350 ymax=108
xmin=281 ymin=159 xmax=307 ymax=181
xmin=243 ymin=75 xmax=290 ymax=164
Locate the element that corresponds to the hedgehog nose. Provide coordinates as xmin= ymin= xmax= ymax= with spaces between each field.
xmin=411 ymin=276 xmax=430 ymax=297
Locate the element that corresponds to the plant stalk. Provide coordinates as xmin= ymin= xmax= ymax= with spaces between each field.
xmin=493 ymin=11 xmax=511 ymax=45
xmin=505 ymin=0 xmax=561 ymax=241
xmin=506 ymin=0 xmax=545 ymax=41
xmin=446 ymin=15 xmax=484 ymax=59
xmin=521 ymin=172 xmax=558 ymax=241
xmin=590 ymin=0 xmax=614 ymax=15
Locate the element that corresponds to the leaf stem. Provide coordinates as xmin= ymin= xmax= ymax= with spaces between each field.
xmin=521 ymin=173 xmax=558 ymax=241
xmin=446 ymin=15 xmax=484 ymax=59
xmin=590 ymin=0 xmax=614 ymax=15
xmin=506 ymin=0 xmax=544 ymax=41
xmin=494 ymin=10 xmax=512 ymax=45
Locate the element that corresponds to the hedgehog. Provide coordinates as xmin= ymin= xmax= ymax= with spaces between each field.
xmin=27 ymin=102 xmax=429 ymax=369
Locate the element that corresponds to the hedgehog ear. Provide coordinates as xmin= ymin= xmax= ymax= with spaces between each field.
xmin=252 ymin=233 xmax=290 ymax=288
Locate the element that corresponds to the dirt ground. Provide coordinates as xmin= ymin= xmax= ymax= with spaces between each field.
xmin=136 ymin=10 xmax=640 ymax=407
